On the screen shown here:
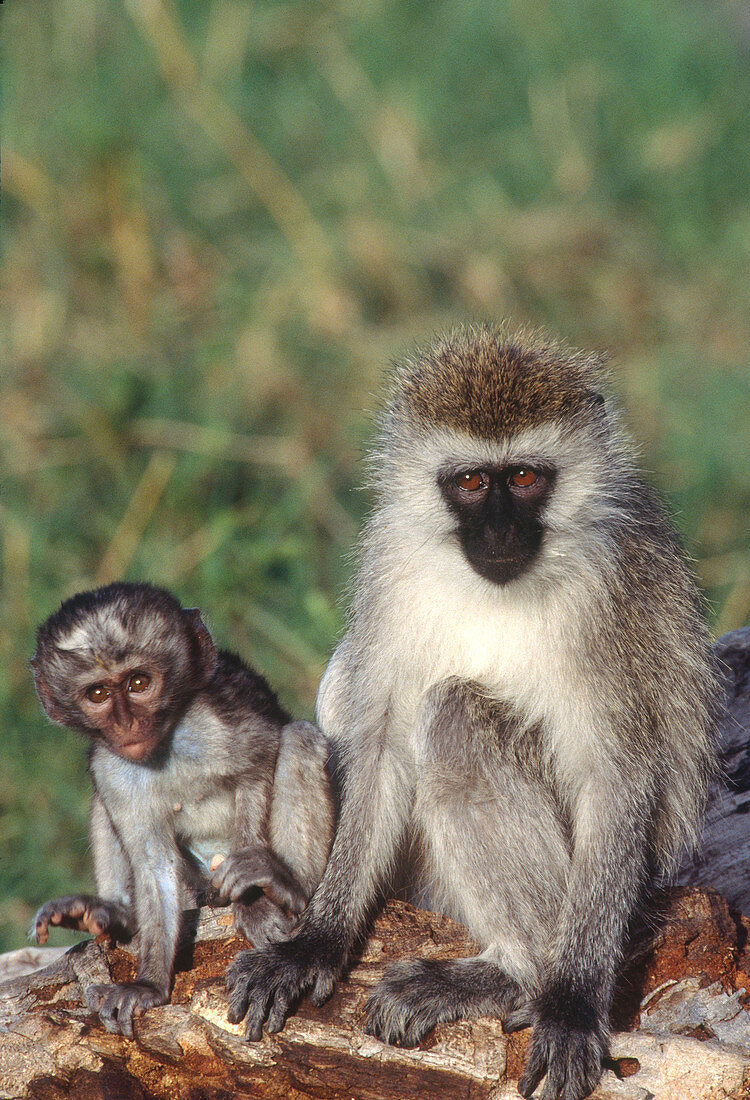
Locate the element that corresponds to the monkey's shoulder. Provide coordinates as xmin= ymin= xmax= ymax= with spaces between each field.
xmin=202 ymin=650 xmax=290 ymax=730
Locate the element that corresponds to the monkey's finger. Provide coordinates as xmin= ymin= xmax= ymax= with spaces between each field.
xmin=503 ymin=1004 xmax=536 ymax=1033
xmin=309 ymin=970 xmax=335 ymax=1007
xmin=539 ymin=1057 xmax=566 ymax=1100
xmin=263 ymin=878 xmax=307 ymax=915
xmin=84 ymin=983 xmax=109 ymax=1015
xmin=242 ymin=987 xmax=275 ymax=1041
xmin=518 ymin=1042 xmax=548 ymax=1100
xmin=85 ymin=905 xmax=113 ymax=935
xmin=213 ymin=864 xmax=255 ymax=900
xmin=225 ymin=958 xmax=261 ymax=1024
xmin=114 ymin=996 xmax=137 ymax=1040
xmin=266 ymin=986 xmax=293 ymax=1033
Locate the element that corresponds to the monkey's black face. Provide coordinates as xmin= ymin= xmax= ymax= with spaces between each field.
xmin=438 ymin=463 xmax=556 ymax=584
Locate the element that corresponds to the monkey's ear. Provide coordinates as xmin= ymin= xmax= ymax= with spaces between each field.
xmin=32 ymin=668 xmax=69 ymax=725
xmin=184 ymin=609 xmax=219 ymax=686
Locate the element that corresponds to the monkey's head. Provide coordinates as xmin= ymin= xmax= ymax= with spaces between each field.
xmin=375 ymin=325 xmax=626 ymax=588
xmin=31 ymin=582 xmax=218 ymax=762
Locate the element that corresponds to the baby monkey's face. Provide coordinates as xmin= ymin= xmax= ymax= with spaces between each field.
xmin=77 ymin=660 xmax=166 ymax=761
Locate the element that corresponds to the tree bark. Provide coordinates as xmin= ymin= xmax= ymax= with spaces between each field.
xmin=2 ymin=627 xmax=750 ymax=1100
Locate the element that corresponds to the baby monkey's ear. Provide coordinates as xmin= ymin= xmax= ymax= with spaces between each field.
xmin=184 ymin=608 xmax=219 ymax=687
xmin=30 ymin=658 xmax=69 ymax=726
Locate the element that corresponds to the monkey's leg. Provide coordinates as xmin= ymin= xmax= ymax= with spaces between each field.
xmin=215 ymin=728 xmax=330 ymax=947
xmin=509 ymin=773 xmax=649 ymax=1100
xmin=88 ymin=827 xmax=182 ymax=1038
xmin=225 ymin=698 xmax=412 ymax=1040
xmin=89 ymin=791 xmax=134 ymax=901
xmin=230 ymin=721 xmax=334 ymax=946
xmin=366 ymin=680 xmax=569 ymax=1047
xmin=269 ymin=720 xmax=334 ymax=898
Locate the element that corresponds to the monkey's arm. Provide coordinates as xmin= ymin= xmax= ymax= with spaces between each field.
xmin=33 ymin=793 xmax=134 ymax=945
xmin=85 ymin=799 xmax=183 ymax=1038
xmin=226 ymin=658 xmax=409 ymax=1039
xmin=508 ymin=766 xmax=650 ymax=1100
xmin=212 ymin=769 xmax=307 ymax=917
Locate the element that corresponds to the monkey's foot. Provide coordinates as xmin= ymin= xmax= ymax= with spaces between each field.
xmin=32 ymin=895 xmax=133 ymax=945
xmin=85 ymin=981 xmax=166 ymax=1039
xmin=364 ymin=957 xmax=524 ymax=1048
xmin=511 ymin=991 xmax=607 ymax=1100
xmin=212 ymin=846 xmax=307 ymax=914
xmin=233 ymin=896 xmax=296 ymax=946
xmin=225 ymin=933 xmax=340 ymax=1041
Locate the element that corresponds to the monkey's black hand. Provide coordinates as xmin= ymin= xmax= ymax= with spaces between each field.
xmin=365 ymin=957 xmax=524 ymax=1048
xmin=85 ymin=981 xmax=165 ymax=1039
xmin=225 ymin=930 xmax=341 ymax=1040
xmin=365 ymin=960 xmax=454 ymax=1047
xmin=510 ymin=990 xmax=607 ymax=1100
xmin=232 ymin=896 xmax=296 ymax=946
xmin=33 ymin=895 xmax=133 ymax=945
xmin=212 ymin=847 xmax=307 ymax=914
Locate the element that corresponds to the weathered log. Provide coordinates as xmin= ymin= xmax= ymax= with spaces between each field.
xmin=2 ymin=890 xmax=750 ymax=1100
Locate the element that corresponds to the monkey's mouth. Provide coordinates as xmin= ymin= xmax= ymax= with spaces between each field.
xmin=115 ymin=734 xmax=159 ymax=762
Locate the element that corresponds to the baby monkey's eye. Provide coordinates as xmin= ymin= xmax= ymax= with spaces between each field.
xmin=509 ymin=468 xmax=539 ymax=489
xmin=85 ymin=685 xmax=110 ymax=704
xmin=128 ymin=673 xmax=151 ymax=694
xmin=455 ymin=471 xmax=488 ymax=492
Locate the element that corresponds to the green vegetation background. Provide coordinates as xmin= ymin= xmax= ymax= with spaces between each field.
xmin=2 ymin=0 xmax=749 ymax=951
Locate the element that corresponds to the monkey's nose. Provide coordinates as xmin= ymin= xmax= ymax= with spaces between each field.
xmin=110 ymin=694 xmax=137 ymax=732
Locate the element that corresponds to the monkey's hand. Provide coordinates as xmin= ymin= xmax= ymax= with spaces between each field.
xmin=85 ymin=981 xmax=166 ymax=1039
xmin=504 ymin=989 xmax=607 ymax=1100
xmin=232 ymin=896 xmax=296 ymax=946
xmin=212 ymin=846 xmax=307 ymax=914
xmin=33 ymin=895 xmax=133 ymax=945
xmin=225 ymin=930 xmax=341 ymax=1040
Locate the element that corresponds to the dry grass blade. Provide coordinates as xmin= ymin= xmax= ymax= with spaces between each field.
xmin=130 ymin=418 xmax=309 ymax=473
xmin=96 ymin=452 xmax=177 ymax=583
xmin=125 ymin=0 xmax=333 ymax=285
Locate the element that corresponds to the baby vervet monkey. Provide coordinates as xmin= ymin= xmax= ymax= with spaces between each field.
xmin=31 ymin=582 xmax=334 ymax=1038
xmin=225 ymin=326 xmax=719 ymax=1100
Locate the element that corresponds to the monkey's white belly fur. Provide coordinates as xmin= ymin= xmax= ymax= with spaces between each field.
xmin=317 ymin=551 xmax=604 ymax=985
xmin=92 ymin=720 xmax=238 ymax=869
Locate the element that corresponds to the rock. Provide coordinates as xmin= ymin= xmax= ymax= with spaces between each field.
xmin=679 ymin=626 xmax=750 ymax=912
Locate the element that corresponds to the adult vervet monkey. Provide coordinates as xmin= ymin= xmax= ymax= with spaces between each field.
xmin=226 ymin=326 xmax=718 ymax=1100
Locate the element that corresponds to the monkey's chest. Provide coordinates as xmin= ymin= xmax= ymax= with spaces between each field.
xmin=170 ymin=785 xmax=236 ymax=869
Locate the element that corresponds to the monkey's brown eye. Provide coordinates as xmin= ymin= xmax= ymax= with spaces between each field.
xmin=85 ymin=685 xmax=110 ymax=704
xmin=509 ymin=468 xmax=538 ymax=489
xmin=128 ymin=673 xmax=151 ymax=694
xmin=455 ymin=471 xmax=487 ymax=492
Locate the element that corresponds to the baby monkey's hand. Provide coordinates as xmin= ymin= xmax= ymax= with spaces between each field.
xmin=211 ymin=846 xmax=307 ymax=914
xmin=33 ymin=895 xmax=133 ymax=944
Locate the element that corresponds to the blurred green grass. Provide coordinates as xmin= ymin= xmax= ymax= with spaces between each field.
xmin=1 ymin=0 xmax=749 ymax=951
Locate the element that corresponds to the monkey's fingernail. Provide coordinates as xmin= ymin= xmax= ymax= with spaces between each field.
xmin=173 ymin=802 xmax=182 ymax=813
xmin=209 ymin=853 xmax=226 ymax=872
